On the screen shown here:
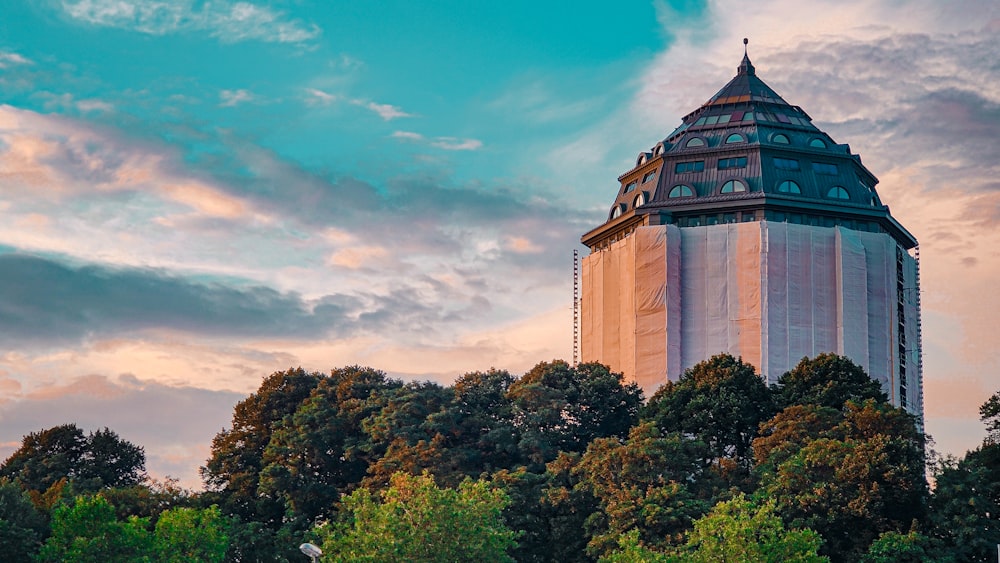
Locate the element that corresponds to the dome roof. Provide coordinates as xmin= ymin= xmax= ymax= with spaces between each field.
xmin=587 ymin=42 xmax=917 ymax=250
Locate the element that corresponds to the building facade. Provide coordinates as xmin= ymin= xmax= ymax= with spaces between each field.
xmin=580 ymin=48 xmax=923 ymax=421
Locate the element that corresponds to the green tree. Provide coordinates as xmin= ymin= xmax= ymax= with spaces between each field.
xmin=861 ymin=531 xmax=936 ymax=563
xmin=0 ymin=425 xmax=146 ymax=499
xmin=154 ymin=506 xmax=229 ymax=563
xmin=36 ymin=495 xmax=153 ymax=563
xmin=643 ymin=354 xmax=774 ymax=482
xmin=1 ymin=424 xmax=88 ymax=495
xmin=978 ymin=390 xmax=1000 ymax=444
xmin=508 ymin=361 xmax=642 ymax=467
xmin=774 ymin=354 xmax=887 ymax=411
xmin=258 ymin=366 xmax=403 ymax=526
xmin=201 ymin=367 xmax=323 ymax=523
xmin=575 ymin=422 xmax=712 ymax=556
xmin=426 ymin=369 xmax=521 ymax=476
xmin=598 ymin=530 xmax=676 ymax=563
xmin=0 ymin=478 xmax=47 ymax=563
xmin=317 ymin=472 xmax=517 ymax=562
xmin=757 ymin=401 xmax=927 ymax=562
xmin=677 ymin=495 xmax=827 ymax=563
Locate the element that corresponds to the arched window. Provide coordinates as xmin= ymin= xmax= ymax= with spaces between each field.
xmin=668 ymin=185 xmax=695 ymax=198
xmin=610 ymin=204 xmax=624 ymax=219
xmin=637 ymin=153 xmax=647 ymax=166
xmin=634 ymin=192 xmax=647 ymax=207
xmin=826 ymin=186 xmax=850 ymax=200
xmin=809 ymin=138 xmax=827 ymax=148
xmin=772 ymin=133 xmax=790 ymax=144
xmin=777 ymin=180 xmax=801 ymax=194
xmin=720 ymin=179 xmax=746 ymax=193
xmin=685 ymin=137 xmax=705 ymax=148
xmin=725 ymin=133 xmax=745 ymax=144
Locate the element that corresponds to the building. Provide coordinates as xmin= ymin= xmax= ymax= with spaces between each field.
xmin=579 ymin=43 xmax=923 ymax=420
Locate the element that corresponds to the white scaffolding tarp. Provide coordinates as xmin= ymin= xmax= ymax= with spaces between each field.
xmin=581 ymin=222 xmax=901 ymax=398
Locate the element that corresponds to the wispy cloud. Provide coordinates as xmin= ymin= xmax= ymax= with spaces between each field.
xmin=60 ymin=0 xmax=321 ymax=44
xmin=391 ymin=130 xmax=483 ymax=151
xmin=219 ymin=89 xmax=253 ymax=107
xmin=352 ymin=99 xmax=412 ymax=120
xmin=304 ymin=87 xmax=336 ymax=106
xmin=0 ymin=51 xmax=31 ymax=68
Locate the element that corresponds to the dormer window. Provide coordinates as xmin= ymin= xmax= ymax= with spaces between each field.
xmin=777 ymin=180 xmax=801 ymax=194
xmin=624 ymin=181 xmax=638 ymax=194
xmin=685 ymin=137 xmax=705 ymax=148
xmin=725 ymin=133 xmax=745 ymax=144
xmin=809 ymin=138 xmax=827 ymax=148
xmin=634 ymin=192 xmax=647 ymax=207
xmin=610 ymin=203 xmax=625 ymax=219
xmin=642 ymin=171 xmax=657 ymax=183
xmin=668 ymin=185 xmax=695 ymax=198
xmin=772 ymin=133 xmax=790 ymax=144
xmin=720 ymin=179 xmax=747 ymax=193
xmin=826 ymin=186 xmax=850 ymax=200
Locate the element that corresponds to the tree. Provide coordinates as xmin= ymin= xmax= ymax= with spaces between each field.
xmin=978 ymin=390 xmax=1000 ymax=444
xmin=757 ymin=401 xmax=927 ymax=562
xmin=507 ymin=361 xmax=642 ymax=467
xmin=774 ymin=354 xmax=887 ymax=411
xmin=154 ymin=506 xmax=229 ymax=563
xmin=201 ymin=368 xmax=323 ymax=522
xmin=861 ymin=531 xmax=935 ymax=563
xmin=0 ymin=424 xmax=146 ymax=497
xmin=643 ymin=354 xmax=774 ymax=481
xmin=677 ymin=495 xmax=828 ymax=562
xmin=36 ymin=495 xmax=153 ymax=563
xmin=258 ymin=366 xmax=403 ymax=526
xmin=317 ymin=472 xmax=517 ymax=562
xmin=574 ymin=422 xmax=713 ymax=556
xmin=0 ymin=478 xmax=47 ymax=563
xmin=1 ymin=424 xmax=88 ymax=494
xmin=426 ymin=369 xmax=521 ymax=476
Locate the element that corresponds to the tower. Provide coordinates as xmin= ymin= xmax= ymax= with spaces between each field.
xmin=579 ymin=42 xmax=923 ymax=421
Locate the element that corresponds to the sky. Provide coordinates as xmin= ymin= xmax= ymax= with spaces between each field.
xmin=0 ymin=0 xmax=998 ymax=488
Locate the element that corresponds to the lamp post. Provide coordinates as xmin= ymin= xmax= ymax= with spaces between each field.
xmin=299 ymin=542 xmax=323 ymax=563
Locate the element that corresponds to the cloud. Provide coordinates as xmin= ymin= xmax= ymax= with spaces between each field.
xmin=304 ymin=88 xmax=336 ymax=106
xmin=430 ymin=137 xmax=483 ymax=151
xmin=60 ymin=0 xmax=321 ymax=44
xmin=352 ymin=99 xmax=412 ymax=120
xmin=219 ymin=89 xmax=253 ymax=107
xmin=391 ymin=130 xmax=483 ymax=151
xmin=0 ymin=51 xmax=31 ymax=69
xmin=0 ymin=252 xmax=493 ymax=348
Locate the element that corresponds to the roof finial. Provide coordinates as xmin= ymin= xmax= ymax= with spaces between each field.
xmin=738 ymin=37 xmax=755 ymax=75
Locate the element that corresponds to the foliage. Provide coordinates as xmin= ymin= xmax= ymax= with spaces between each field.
xmin=201 ymin=367 xmax=323 ymax=525
xmin=756 ymin=400 xmax=927 ymax=562
xmin=774 ymin=354 xmax=887 ymax=411
xmin=598 ymin=529 xmax=677 ymax=563
xmin=677 ymin=494 xmax=828 ymax=562
xmin=860 ymin=531 xmax=935 ymax=563
xmin=0 ymin=478 xmax=47 ymax=563
xmin=574 ymin=422 xmax=712 ymax=556
xmin=0 ymin=424 xmax=145 ymax=496
xmin=35 ymin=494 xmax=153 ymax=563
xmin=508 ymin=361 xmax=643 ymax=467
xmin=926 ymin=453 xmax=1000 ymax=562
xmin=258 ymin=366 xmax=403 ymax=526
xmin=979 ymin=390 xmax=1000 ymax=444
xmin=644 ymin=354 xmax=774 ymax=481
xmin=154 ymin=505 xmax=229 ymax=563
xmin=317 ymin=471 xmax=517 ymax=562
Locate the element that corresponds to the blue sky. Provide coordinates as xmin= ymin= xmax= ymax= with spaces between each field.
xmin=1 ymin=0 xmax=998 ymax=486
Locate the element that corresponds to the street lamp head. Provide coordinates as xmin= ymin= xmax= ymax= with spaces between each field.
xmin=299 ymin=543 xmax=323 ymax=558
